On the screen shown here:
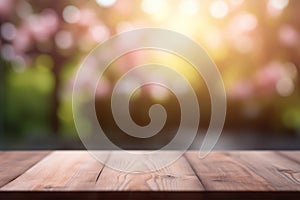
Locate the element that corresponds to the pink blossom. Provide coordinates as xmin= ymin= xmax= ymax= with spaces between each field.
xmin=228 ymin=80 xmax=254 ymax=99
xmin=27 ymin=9 xmax=59 ymax=41
xmin=255 ymin=62 xmax=284 ymax=92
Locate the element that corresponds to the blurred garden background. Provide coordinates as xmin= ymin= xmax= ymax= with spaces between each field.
xmin=0 ymin=0 xmax=300 ymax=149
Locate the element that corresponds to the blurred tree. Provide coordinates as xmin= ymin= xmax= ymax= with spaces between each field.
xmin=2 ymin=1 xmax=77 ymax=135
xmin=0 ymin=0 xmax=299 ymax=138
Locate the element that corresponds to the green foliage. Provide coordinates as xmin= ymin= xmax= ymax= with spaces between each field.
xmin=4 ymin=65 xmax=54 ymax=137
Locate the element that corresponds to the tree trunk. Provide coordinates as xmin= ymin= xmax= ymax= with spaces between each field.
xmin=51 ymin=64 xmax=61 ymax=136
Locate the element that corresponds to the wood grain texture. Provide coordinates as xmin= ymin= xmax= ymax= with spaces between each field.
xmin=228 ymin=151 xmax=300 ymax=191
xmin=0 ymin=151 xmax=49 ymax=187
xmin=185 ymin=151 xmax=274 ymax=191
xmin=96 ymin=151 xmax=204 ymax=191
xmin=1 ymin=151 xmax=107 ymax=191
xmin=277 ymin=151 xmax=300 ymax=164
xmin=0 ymin=151 xmax=299 ymax=192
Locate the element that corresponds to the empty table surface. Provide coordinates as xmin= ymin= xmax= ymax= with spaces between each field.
xmin=0 ymin=151 xmax=299 ymax=199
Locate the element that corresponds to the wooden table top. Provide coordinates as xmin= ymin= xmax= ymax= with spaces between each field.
xmin=0 ymin=151 xmax=299 ymax=199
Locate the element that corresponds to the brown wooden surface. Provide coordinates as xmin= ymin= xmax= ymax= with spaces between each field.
xmin=0 ymin=151 xmax=49 ymax=188
xmin=185 ymin=151 xmax=274 ymax=191
xmin=0 ymin=151 xmax=299 ymax=199
xmin=96 ymin=154 xmax=204 ymax=191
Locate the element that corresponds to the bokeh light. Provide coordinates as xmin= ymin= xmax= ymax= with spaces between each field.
xmin=63 ymin=5 xmax=81 ymax=24
xmin=0 ymin=0 xmax=300 ymax=141
xmin=269 ymin=0 xmax=289 ymax=10
xmin=141 ymin=0 xmax=167 ymax=15
xmin=276 ymin=77 xmax=294 ymax=97
xmin=210 ymin=0 xmax=229 ymax=19
xmin=96 ymin=0 xmax=117 ymax=8
xmin=179 ymin=0 xmax=199 ymax=16
xmin=1 ymin=23 xmax=17 ymax=41
xmin=55 ymin=31 xmax=73 ymax=49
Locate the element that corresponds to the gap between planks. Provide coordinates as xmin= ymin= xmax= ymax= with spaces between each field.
xmin=0 ymin=151 xmax=50 ymax=187
xmin=227 ymin=151 xmax=300 ymax=190
xmin=1 ymin=151 xmax=300 ymax=191
xmin=1 ymin=151 xmax=204 ymax=191
xmin=95 ymin=151 xmax=204 ymax=191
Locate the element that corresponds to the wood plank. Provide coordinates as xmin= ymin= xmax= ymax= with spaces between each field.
xmin=1 ymin=151 xmax=300 ymax=193
xmin=0 ymin=151 xmax=49 ymax=187
xmin=185 ymin=151 xmax=274 ymax=191
xmin=228 ymin=151 xmax=300 ymax=191
xmin=95 ymin=151 xmax=204 ymax=191
xmin=1 ymin=151 xmax=108 ymax=191
xmin=277 ymin=151 xmax=300 ymax=164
